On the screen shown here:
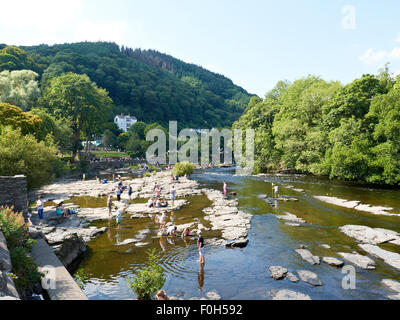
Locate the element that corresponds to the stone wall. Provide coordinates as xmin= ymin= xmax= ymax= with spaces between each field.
xmin=0 ymin=175 xmax=28 ymax=216
xmin=0 ymin=231 xmax=20 ymax=300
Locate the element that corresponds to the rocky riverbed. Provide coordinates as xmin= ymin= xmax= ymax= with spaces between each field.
xmin=28 ymin=170 xmax=252 ymax=269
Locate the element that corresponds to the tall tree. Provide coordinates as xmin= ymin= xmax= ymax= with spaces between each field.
xmin=42 ymin=73 xmax=113 ymax=160
xmin=0 ymin=70 xmax=40 ymax=110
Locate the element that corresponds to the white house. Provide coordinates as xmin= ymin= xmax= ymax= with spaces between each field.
xmin=114 ymin=114 xmax=137 ymax=133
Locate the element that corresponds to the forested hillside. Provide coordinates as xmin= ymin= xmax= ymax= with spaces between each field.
xmin=234 ymin=67 xmax=400 ymax=185
xmin=12 ymin=42 xmax=252 ymax=128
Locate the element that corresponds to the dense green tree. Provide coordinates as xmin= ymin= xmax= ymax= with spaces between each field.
xmin=0 ymin=46 xmax=43 ymax=73
xmin=20 ymin=42 xmax=252 ymax=128
xmin=0 ymin=70 xmax=40 ymax=110
xmin=233 ymin=70 xmax=400 ymax=185
xmin=117 ymin=132 xmax=129 ymax=149
xmin=0 ymin=126 xmax=60 ymax=189
xmin=102 ymin=129 xmax=118 ymax=148
xmin=0 ymin=103 xmax=42 ymax=138
xmin=365 ymin=77 xmax=400 ymax=184
xmin=128 ymin=121 xmax=147 ymax=140
xmin=322 ymin=74 xmax=386 ymax=130
xmin=29 ymin=108 xmax=73 ymax=153
xmin=41 ymin=72 xmax=113 ymax=160
xmin=272 ymin=77 xmax=341 ymax=172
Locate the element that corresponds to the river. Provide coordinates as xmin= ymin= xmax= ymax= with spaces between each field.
xmin=76 ymin=167 xmax=400 ymax=300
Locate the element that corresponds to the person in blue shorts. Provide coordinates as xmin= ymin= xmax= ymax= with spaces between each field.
xmin=115 ymin=207 xmax=122 ymax=229
xmin=197 ymin=230 xmax=205 ymax=265
xmin=37 ymin=195 xmax=44 ymax=226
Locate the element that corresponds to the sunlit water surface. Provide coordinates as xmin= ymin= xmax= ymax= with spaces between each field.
xmin=76 ymin=168 xmax=400 ymax=300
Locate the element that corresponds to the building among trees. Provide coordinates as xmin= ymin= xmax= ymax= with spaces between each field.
xmin=114 ymin=114 xmax=137 ymax=133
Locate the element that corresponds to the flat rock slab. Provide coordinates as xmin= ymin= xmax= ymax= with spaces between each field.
xmin=115 ymin=239 xmax=140 ymax=246
xmin=340 ymin=225 xmax=400 ymax=245
xmin=382 ymin=279 xmax=400 ymax=295
xmin=278 ymin=212 xmax=306 ymax=224
xmin=359 ymin=244 xmax=400 ymax=271
xmin=270 ymin=289 xmax=311 ymax=300
xmin=297 ymin=270 xmax=323 ymax=286
xmin=292 ymin=189 xmax=306 ymax=193
xmin=269 ymin=266 xmax=288 ymax=280
xmin=286 ymin=272 xmax=299 ymax=283
xmin=43 ymin=226 xmax=107 ymax=245
xmin=296 ymin=249 xmax=321 ymax=265
xmin=274 ymin=198 xmax=299 ymax=202
xmin=285 ymin=223 xmax=301 ymax=227
xmin=203 ymin=189 xmax=252 ymax=243
xmin=126 ymin=200 xmax=188 ymax=215
xmin=314 ymin=196 xmax=400 ymax=217
xmin=135 ymin=242 xmax=149 ymax=247
xmin=226 ymin=239 xmax=249 ymax=248
xmin=322 ymin=257 xmax=344 ymax=268
xmin=205 ymin=291 xmax=221 ymax=300
xmin=338 ymin=252 xmax=376 ymax=270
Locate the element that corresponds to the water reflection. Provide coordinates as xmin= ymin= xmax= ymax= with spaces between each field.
xmin=107 ymin=219 xmax=113 ymax=242
xmin=198 ymin=264 xmax=204 ymax=291
xmin=159 ymin=237 xmax=167 ymax=252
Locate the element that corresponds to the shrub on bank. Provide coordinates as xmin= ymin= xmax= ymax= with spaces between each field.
xmin=0 ymin=207 xmax=43 ymax=299
xmin=0 ymin=126 xmax=61 ymax=189
xmin=173 ymin=162 xmax=195 ymax=177
xmin=128 ymin=249 xmax=165 ymax=300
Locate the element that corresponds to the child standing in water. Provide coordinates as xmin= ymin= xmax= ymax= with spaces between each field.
xmin=115 ymin=207 xmax=122 ymax=229
xmin=273 ymin=184 xmax=279 ymax=198
xmin=223 ymin=181 xmax=228 ymax=198
xmin=128 ymin=185 xmax=133 ymax=200
xmin=197 ymin=230 xmax=205 ymax=265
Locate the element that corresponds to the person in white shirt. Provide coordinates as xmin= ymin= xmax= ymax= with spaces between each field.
xmin=273 ymin=185 xmax=279 ymax=198
xmin=170 ymin=186 xmax=176 ymax=206
xmin=166 ymin=225 xmax=177 ymax=237
xmin=37 ymin=195 xmax=44 ymax=226
xmin=148 ymin=198 xmax=154 ymax=208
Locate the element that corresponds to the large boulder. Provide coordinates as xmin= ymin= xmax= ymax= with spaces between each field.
xmin=269 ymin=266 xmax=288 ymax=280
xmin=270 ymin=289 xmax=311 ymax=300
xmin=54 ymin=234 xmax=87 ymax=268
xmin=322 ymin=257 xmax=344 ymax=268
xmin=296 ymin=249 xmax=320 ymax=265
xmin=226 ymin=239 xmax=249 ymax=248
xmin=286 ymin=272 xmax=299 ymax=283
xmin=297 ymin=270 xmax=323 ymax=286
xmin=205 ymin=291 xmax=221 ymax=300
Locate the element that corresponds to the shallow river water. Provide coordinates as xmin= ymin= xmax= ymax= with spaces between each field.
xmin=76 ymin=168 xmax=400 ymax=300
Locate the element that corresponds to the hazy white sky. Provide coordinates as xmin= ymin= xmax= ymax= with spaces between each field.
xmin=2 ymin=0 xmax=400 ymax=96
